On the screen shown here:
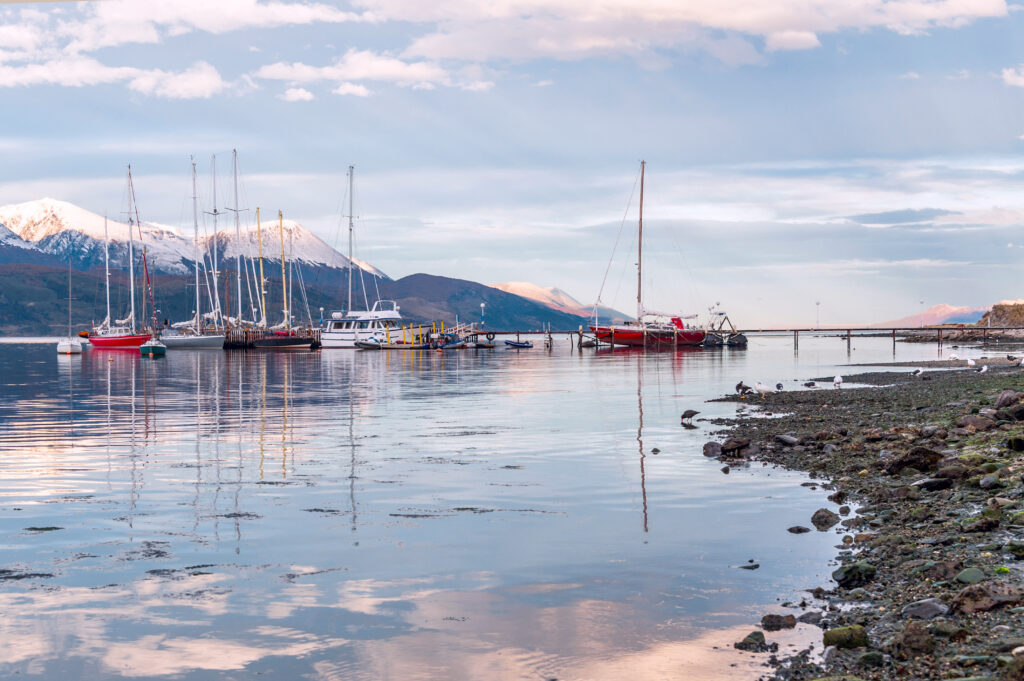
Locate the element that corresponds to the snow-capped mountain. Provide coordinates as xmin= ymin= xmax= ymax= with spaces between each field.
xmin=0 ymin=198 xmax=387 ymax=278
xmin=491 ymin=281 xmax=631 ymax=321
xmin=874 ymin=303 xmax=988 ymax=327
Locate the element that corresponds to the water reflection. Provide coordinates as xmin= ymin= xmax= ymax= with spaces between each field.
xmin=0 ymin=339 xmax=938 ymax=679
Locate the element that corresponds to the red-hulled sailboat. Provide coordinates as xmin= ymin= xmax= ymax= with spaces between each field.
xmin=88 ymin=168 xmax=156 ymax=349
xmin=589 ymin=161 xmax=706 ymax=348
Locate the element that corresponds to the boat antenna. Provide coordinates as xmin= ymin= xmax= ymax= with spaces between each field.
xmin=232 ymin=149 xmax=242 ymax=324
xmin=637 ymin=160 xmax=644 ymax=322
xmin=256 ymin=207 xmax=267 ymax=328
xmin=126 ymin=168 xmax=136 ymax=333
xmin=103 ymin=215 xmax=111 ymax=328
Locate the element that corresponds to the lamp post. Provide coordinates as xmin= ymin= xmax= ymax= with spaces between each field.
xmin=815 ymin=301 xmax=820 ymax=330
xmin=480 ymin=302 xmax=486 ymax=328
xmin=920 ymin=300 xmax=925 ymax=328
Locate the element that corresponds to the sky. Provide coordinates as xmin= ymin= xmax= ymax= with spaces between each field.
xmin=1 ymin=0 xmax=1024 ymax=325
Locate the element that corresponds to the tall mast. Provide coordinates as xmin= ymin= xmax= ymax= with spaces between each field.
xmin=127 ymin=168 xmax=136 ymax=333
xmin=347 ymin=165 xmax=354 ymax=312
xmin=278 ymin=210 xmax=288 ymax=330
xmin=67 ymin=246 xmax=72 ymax=336
xmin=233 ymin=149 xmax=242 ymax=323
xmin=127 ymin=166 xmax=155 ymax=331
xmin=210 ymin=154 xmax=222 ymax=329
xmin=192 ymin=159 xmax=201 ymax=330
xmin=103 ymin=215 xmax=111 ymax=326
xmin=637 ymin=160 xmax=645 ymax=321
xmin=256 ymin=207 xmax=266 ymax=327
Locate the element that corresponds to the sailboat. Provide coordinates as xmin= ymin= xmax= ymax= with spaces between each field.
xmin=321 ymin=165 xmax=402 ymax=348
xmin=89 ymin=170 xmax=155 ymax=349
xmin=252 ymin=210 xmax=317 ymax=349
xmin=589 ymin=161 xmax=706 ymax=348
xmin=56 ymin=249 xmax=82 ymax=354
xmin=162 ymin=159 xmax=226 ymax=349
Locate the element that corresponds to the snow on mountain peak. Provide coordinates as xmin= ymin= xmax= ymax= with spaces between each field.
xmin=491 ymin=282 xmax=584 ymax=313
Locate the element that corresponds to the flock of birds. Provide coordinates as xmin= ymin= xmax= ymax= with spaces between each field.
xmin=906 ymin=353 xmax=1023 ymax=379
xmin=734 ymin=376 xmax=843 ymax=398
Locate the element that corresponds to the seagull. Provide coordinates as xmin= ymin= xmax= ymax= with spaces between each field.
xmin=803 ymin=381 xmax=817 ymax=388
xmin=680 ymin=409 xmax=700 ymax=424
xmin=975 ymin=365 xmax=989 ymax=373
xmin=735 ymin=381 xmax=754 ymax=395
xmin=775 ymin=382 xmax=784 ymax=391
xmin=967 ymin=358 xmax=976 ymax=368
xmin=911 ymin=368 xmax=924 ymax=377
xmin=833 ymin=375 xmax=843 ymax=389
xmin=754 ymin=381 xmax=776 ymax=398
xmin=948 ymin=353 xmax=960 ymax=361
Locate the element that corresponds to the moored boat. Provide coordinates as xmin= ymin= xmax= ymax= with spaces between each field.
xmin=505 ymin=340 xmax=534 ymax=349
xmin=589 ymin=161 xmax=705 ymax=348
xmin=57 ymin=338 xmax=83 ymax=354
xmin=140 ymin=339 xmax=167 ymax=356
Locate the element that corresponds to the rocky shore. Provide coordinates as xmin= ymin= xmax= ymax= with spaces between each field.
xmin=706 ymin=363 xmax=1024 ymax=681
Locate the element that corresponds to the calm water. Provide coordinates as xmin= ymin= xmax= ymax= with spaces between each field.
xmin=0 ymin=335 xmax=958 ymax=680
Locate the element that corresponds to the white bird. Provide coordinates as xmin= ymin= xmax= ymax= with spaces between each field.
xmin=975 ymin=365 xmax=989 ymax=374
xmin=911 ymin=368 xmax=923 ymax=377
xmin=833 ymin=375 xmax=843 ymax=389
xmin=967 ymin=358 xmax=976 ymax=368
xmin=754 ymin=381 xmax=776 ymax=398
xmin=949 ymin=353 xmax=960 ymax=361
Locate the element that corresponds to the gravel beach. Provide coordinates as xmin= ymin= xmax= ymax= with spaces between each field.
xmin=705 ymin=362 xmax=1024 ymax=681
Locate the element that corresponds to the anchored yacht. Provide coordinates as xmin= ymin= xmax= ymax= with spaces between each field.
xmin=322 ymin=300 xmax=403 ymax=348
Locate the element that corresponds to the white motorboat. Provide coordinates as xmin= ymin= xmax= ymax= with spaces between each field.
xmin=161 ymin=330 xmax=225 ymax=349
xmin=322 ymin=300 xmax=403 ymax=348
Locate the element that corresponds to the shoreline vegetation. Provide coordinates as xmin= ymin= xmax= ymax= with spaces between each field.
xmin=705 ymin=357 xmax=1024 ymax=681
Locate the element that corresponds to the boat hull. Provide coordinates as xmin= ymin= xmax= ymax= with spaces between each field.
xmin=89 ymin=333 xmax=151 ymax=349
xmin=589 ymin=326 xmax=705 ymax=347
xmin=56 ymin=339 xmax=83 ymax=354
xmin=252 ymin=335 xmax=313 ymax=350
xmin=140 ymin=341 xmax=167 ymax=356
xmin=161 ymin=334 xmax=226 ymax=349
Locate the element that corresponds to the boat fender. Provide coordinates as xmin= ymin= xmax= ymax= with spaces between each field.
xmin=486 ymin=333 xmax=495 ymax=341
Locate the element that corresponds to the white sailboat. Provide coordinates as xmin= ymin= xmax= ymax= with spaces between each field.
xmin=56 ymin=249 xmax=82 ymax=354
xmin=321 ymin=165 xmax=402 ymax=348
xmin=161 ymin=159 xmax=226 ymax=350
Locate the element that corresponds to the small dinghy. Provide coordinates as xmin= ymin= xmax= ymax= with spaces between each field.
xmin=355 ymin=339 xmax=383 ymax=350
xmin=505 ymin=340 xmax=533 ymax=349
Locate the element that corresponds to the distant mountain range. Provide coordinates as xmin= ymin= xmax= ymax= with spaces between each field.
xmin=0 ymin=198 xmax=386 ymax=278
xmin=0 ymin=198 xmax=592 ymax=335
xmin=491 ymin=281 xmax=631 ymax=322
xmin=874 ymin=303 xmax=989 ymax=327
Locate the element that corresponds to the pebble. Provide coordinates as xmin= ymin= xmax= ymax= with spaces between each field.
xmin=957 ymin=567 xmax=986 ymax=584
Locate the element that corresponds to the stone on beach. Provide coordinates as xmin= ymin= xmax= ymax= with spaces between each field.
xmin=901 ymin=597 xmax=949 ymax=619
xmin=822 ymin=624 xmax=868 ymax=649
xmin=734 ymin=630 xmax=775 ymax=652
xmin=811 ymin=508 xmax=841 ymax=530
xmin=761 ymin=613 xmax=797 ymax=631
xmin=788 ymin=525 xmax=811 ymax=534
xmin=832 ymin=561 xmax=877 ymax=588
xmin=884 ymin=446 xmax=942 ymax=475
xmin=952 ymin=582 xmax=1024 ymax=613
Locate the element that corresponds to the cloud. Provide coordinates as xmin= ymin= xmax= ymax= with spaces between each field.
xmin=333 ymin=82 xmax=369 ymax=96
xmin=899 ymin=71 xmax=921 ymax=79
xmin=765 ymin=30 xmax=821 ymax=51
xmin=358 ymin=0 xmax=1008 ymax=63
xmin=279 ymin=86 xmax=314 ymax=101
xmin=847 ymin=207 xmax=956 ymax=226
xmin=255 ymin=48 xmax=490 ymax=91
xmin=534 ymin=79 xmax=553 ymax=87
xmin=128 ymin=61 xmax=226 ymax=99
xmin=947 ymin=68 xmax=970 ymax=79
xmin=0 ymin=56 xmax=227 ymax=99
xmin=1003 ymin=64 xmax=1024 ymax=86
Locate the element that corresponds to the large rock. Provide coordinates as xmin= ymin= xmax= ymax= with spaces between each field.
xmin=823 ymin=624 xmax=868 ymax=649
xmin=952 ymin=582 xmax=1024 ymax=613
xmin=734 ymin=630 xmax=775 ymax=652
xmin=761 ymin=613 xmax=797 ymax=631
xmin=833 ymin=561 xmax=877 ymax=588
xmin=956 ymin=567 xmax=985 ymax=584
xmin=901 ymin=597 xmax=949 ymax=619
xmin=891 ymin=620 xmax=934 ymax=659
xmin=775 ymin=434 xmax=799 ymax=446
xmin=996 ymin=390 xmax=1021 ymax=409
xmin=720 ymin=438 xmax=750 ymax=453
xmin=703 ymin=441 xmax=722 ymax=458
xmin=957 ymin=414 xmax=997 ymax=431
xmin=884 ymin=446 xmax=942 ymax=475
xmin=812 ymin=508 xmax=841 ymax=530
xmin=911 ymin=477 xmax=952 ymax=492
